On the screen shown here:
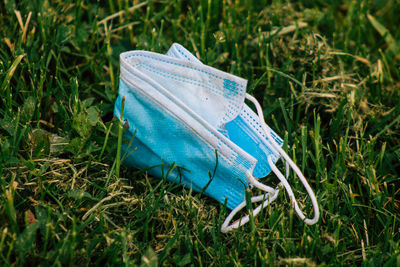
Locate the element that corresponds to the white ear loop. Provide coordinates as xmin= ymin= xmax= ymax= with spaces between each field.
xmin=244 ymin=93 xmax=319 ymax=225
xmin=221 ymin=189 xmax=279 ymax=233
xmin=221 ymin=94 xmax=319 ymax=233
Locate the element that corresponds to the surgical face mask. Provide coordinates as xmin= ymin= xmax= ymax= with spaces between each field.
xmin=114 ymin=43 xmax=319 ymax=232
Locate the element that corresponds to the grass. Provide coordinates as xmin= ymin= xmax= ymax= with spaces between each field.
xmin=0 ymin=0 xmax=399 ymax=265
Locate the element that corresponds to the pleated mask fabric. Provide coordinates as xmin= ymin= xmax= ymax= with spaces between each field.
xmin=114 ymin=43 xmax=319 ymax=232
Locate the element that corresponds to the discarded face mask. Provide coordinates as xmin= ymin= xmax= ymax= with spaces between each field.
xmin=114 ymin=43 xmax=319 ymax=232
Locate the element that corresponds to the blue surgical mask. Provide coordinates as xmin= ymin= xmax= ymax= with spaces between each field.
xmin=114 ymin=43 xmax=319 ymax=232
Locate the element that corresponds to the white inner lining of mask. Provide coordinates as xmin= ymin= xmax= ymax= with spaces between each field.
xmin=124 ymin=51 xmax=247 ymax=131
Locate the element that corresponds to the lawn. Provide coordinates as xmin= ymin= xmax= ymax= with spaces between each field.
xmin=0 ymin=0 xmax=399 ymax=265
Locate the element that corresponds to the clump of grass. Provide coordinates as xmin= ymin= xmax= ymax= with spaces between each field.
xmin=1 ymin=0 xmax=399 ymax=266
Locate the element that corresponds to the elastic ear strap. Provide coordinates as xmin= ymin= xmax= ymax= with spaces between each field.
xmin=221 ymin=189 xmax=279 ymax=233
xmin=245 ymin=171 xmax=276 ymax=194
xmin=245 ymin=94 xmax=319 ymax=225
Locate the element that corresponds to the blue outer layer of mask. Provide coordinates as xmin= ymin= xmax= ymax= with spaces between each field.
xmin=113 ymin=43 xmax=282 ymax=210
